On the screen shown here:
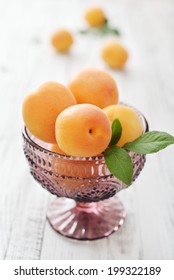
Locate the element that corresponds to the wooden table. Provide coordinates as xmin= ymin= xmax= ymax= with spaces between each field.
xmin=0 ymin=0 xmax=174 ymax=260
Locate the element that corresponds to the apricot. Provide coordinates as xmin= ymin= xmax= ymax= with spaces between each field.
xmin=69 ymin=69 xmax=119 ymax=109
xmin=55 ymin=104 xmax=111 ymax=157
xmin=51 ymin=29 xmax=73 ymax=53
xmin=22 ymin=82 xmax=76 ymax=143
xmin=103 ymin=104 xmax=143 ymax=147
xmin=49 ymin=143 xmax=67 ymax=155
xmin=101 ymin=40 xmax=128 ymax=69
xmin=85 ymin=6 xmax=106 ymax=27
xmin=50 ymin=143 xmax=103 ymax=157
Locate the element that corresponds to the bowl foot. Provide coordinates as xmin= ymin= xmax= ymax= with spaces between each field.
xmin=47 ymin=197 xmax=126 ymax=240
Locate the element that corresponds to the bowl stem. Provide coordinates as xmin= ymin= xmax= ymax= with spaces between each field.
xmin=47 ymin=197 xmax=126 ymax=240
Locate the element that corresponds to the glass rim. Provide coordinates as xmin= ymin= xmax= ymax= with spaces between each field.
xmin=22 ymin=103 xmax=149 ymax=161
xmin=22 ymin=126 xmax=105 ymax=161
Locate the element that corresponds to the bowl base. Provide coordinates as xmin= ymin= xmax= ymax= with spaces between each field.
xmin=47 ymin=197 xmax=126 ymax=240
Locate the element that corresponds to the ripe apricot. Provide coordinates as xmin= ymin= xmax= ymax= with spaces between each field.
xmin=85 ymin=6 xmax=106 ymax=27
xmin=69 ymin=69 xmax=119 ymax=109
xmin=49 ymin=143 xmax=67 ymax=155
xmin=103 ymin=104 xmax=143 ymax=147
xmin=102 ymin=40 xmax=128 ymax=69
xmin=51 ymin=29 xmax=73 ymax=53
xmin=50 ymin=144 xmax=102 ymax=157
xmin=22 ymin=82 xmax=76 ymax=143
xmin=55 ymin=104 xmax=111 ymax=157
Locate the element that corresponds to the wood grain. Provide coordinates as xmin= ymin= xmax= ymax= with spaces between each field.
xmin=0 ymin=0 xmax=174 ymax=260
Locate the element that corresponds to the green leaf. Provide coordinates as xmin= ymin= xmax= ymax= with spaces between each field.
xmin=79 ymin=29 xmax=89 ymax=34
xmin=79 ymin=19 xmax=120 ymax=36
xmin=104 ymin=146 xmax=133 ymax=185
xmin=110 ymin=28 xmax=120 ymax=35
xmin=123 ymin=131 xmax=174 ymax=154
xmin=109 ymin=118 xmax=122 ymax=146
xmin=98 ymin=25 xmax=120 ymax=36
xmin=99 ymin=25 xmax=108 ymax=34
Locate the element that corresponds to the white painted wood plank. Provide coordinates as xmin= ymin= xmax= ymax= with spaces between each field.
xmin=4 ymin=177 xmax=49 ymax=260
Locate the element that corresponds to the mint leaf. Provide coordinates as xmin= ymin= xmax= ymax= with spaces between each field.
xmin=79 ymin=19 xmax=120 ymax=36
xmin=123 ymin=131 xmax=174 ymax=154
xmin=99 ymin=25 xmax=120 ymax=36
xmin=104 ymin=146 xmax=133 ymax=185
xmin=110 ymin=28 xmax=120 ymax=35
xmin=109 ymin=118 xmax=122 ymax=146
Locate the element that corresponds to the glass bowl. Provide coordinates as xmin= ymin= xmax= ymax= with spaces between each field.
xmin=22 ymin=106 xmax=148 ymax=240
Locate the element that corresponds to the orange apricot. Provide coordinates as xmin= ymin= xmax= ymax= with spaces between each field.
xmin=49 ymin=143 xmax=67 ymax=155
xmin=55 ymin=104 xmax=111 ymax=157
xmin=51 ymin=29 xmax=73 ymax=53
xmin=85 ymin=6 xmax=106 ymax=27
xmin=103 ymin=104 xmax=143 ymax=147
xmin=22 ymin=82 xmax=76 ymax=143
xmin=102 ymin=40 xmax=128 ymax=69
xmin=68 ymin=69 xmax=119 ymax=109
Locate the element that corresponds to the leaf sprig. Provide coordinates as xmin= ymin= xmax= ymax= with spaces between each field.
xmin=79 ymin=18 xmax=120 ymax=36
xmin=104 ymin=119 xmax=174 ymax=186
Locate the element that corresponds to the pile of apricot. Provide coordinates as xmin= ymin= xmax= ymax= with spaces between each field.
xmin=22 ymin=69 xmax=143 ymax=157
xmin=51 ymin=6 xmax=128 ymax=69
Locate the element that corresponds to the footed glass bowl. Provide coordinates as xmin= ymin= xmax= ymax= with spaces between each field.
xmin=22 ymin=107 xmax=148 ymax=240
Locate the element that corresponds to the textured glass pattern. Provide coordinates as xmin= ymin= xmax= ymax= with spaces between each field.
xmin=23 ymin=131 xmax=146 ymax=201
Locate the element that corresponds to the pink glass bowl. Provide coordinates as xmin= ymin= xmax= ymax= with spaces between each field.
xmin=22 ymin=106 xmax=148 ymax=240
